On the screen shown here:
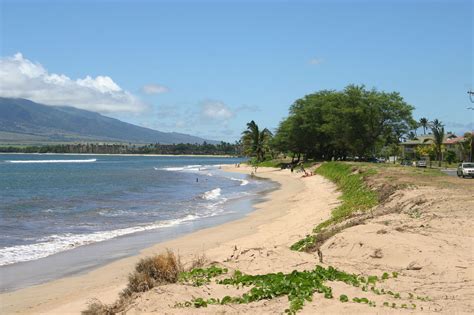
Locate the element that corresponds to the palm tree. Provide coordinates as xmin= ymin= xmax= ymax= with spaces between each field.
xmin=430 ymin=119 xmax=445 ymax=167
xmin=419 ymin=117 xmax=428 ymax=135
xmin=241 ymin=120 xmax=272 ymax=162
xmin=431 ymin=119 xmax=442 ymax=129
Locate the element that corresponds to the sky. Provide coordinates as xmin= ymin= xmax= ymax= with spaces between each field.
xmin=0 ymin=0 xmax=473 ymax=142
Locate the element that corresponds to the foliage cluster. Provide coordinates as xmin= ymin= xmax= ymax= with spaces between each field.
xmin=271 ymin=85 xmax=416 ymax=161
xmin=177 ymin=265 xmax=413 ymax=314
xmin=178 ymin=265 xmax=228 ymax=286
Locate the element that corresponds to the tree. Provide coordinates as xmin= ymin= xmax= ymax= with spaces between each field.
xmin=445 ymin=150 xmax=456 ymax=165
xmin=431 ymin=119 xmax=442 ymax=129
xmin=429 ymin=119 xmax=445 ymax=167
xmin=458 ymin=132 xmax=473 ymax=162
xmin=241 ymin=120 xmax=272 ymax=162
xmin=416 ymin=143 xmax=436 ymax=161
xmin=271 ymin=85 xmax=415 ymax=161
xmin=419 ymin=117 xmax=428 ymax=135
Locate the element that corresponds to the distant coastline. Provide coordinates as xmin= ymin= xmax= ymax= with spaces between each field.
xmin=0 ymin=152 xmax=238 ymax=157
xmin=0 ymin=141 xmax=241 ymax=156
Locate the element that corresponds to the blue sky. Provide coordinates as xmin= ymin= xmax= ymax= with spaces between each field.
xmin=1 ymin=0 xmax=472 ymax=142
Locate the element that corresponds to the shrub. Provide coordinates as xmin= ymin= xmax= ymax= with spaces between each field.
xmin=83 ymin=250 xmax=183 ymax=315
xmin=82 ymin=299 xmax=114 ymax=315
xmin=135 ymin=250 xmax=182 ymax=284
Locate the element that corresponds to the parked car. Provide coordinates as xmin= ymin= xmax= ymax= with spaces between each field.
xmin=416 ymin=160 xmax=427 ymax=168
xmin=367 ymin=157 xmax=384 ymax=163
xmin=457 ymin=162 xmax=474 ymax=178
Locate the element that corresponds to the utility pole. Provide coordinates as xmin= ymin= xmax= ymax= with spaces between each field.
xmin=467 ymin=91 xmax=473 ymax=161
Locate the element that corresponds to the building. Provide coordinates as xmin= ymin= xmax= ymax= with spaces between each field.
xmin=400 ymin=133 xmax=458 ymax=160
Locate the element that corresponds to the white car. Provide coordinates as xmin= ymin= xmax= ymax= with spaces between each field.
xmin=457 ymin=163 xmax=474 ymax=178
xmin=416 ymin=160 xmax=427 ymax=168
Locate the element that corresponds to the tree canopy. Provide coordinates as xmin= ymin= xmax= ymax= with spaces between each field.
xmin=272 ymin=85 xmax=416 ymax=160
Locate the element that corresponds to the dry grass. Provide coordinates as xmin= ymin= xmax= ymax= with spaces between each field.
xmin=82 ymin=299 xmax=115 ymax=315
xmin=82 ymin=250 xmax=183 ymax=315
xmin=123 ymin=250 xmax=182 ymax=296
xmin=187 ymin=253 xmax=207 ymax=270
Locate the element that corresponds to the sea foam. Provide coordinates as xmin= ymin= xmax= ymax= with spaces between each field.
xmin=0 ymin=214 xmax=200 ymax=266
xmin=6 ymin=159 xmax=97 ymax=164
xmin=230 ymin=177 xmax=249 ymax=186
xmin=202 ymin=188 xmax=222 ymax=200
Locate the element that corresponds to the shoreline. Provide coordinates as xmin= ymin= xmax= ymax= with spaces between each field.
xmin=0 ymin=180 xmax=277 ymax=292
xmin=0 ymin=165 xmax=337 ymax=314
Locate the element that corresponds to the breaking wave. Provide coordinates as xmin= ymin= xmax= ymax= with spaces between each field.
xmin=0 ymin=214 xmax=201 ymax=266
xmin=202 ymin=188 xmax=222 ymax=200
xmin=230 ymin=177 xmax=249 ymax=186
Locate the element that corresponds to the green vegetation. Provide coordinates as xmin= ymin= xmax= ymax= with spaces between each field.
xmin=429 ymin=119 xmax=445 ymax=167
xmin=271 ymin=85 xmax=416 ymax=161
xmin=241 ymin=120 xmax=273 ymax=162
xmin=419 ymin=117 xmax=428 ymax=135
xmin=239 ymin=85 xmax=419 ymax=167
xmin=0 ymin=141 xmax=241 ymax=155
xmin=248 ymin=158 xmax=285 ymax=168
xmin=178 ymin=265 xmax=228 ymax=286
xmin=177 ymin=265 xmax=411 ymax=314
xmin=291 ymin=162 xmax=378 ymax=251
xmin=83 ymin=250 xmax=424 ymax=315
xmin=314 ymin=162 xmax=378 ymax=228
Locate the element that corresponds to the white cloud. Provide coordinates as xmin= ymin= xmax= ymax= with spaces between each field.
xmin=309 ymin=58 xmax=324 ymax=65
xmin=200 ymin=100 xmax=235 ymax=121
xmin=142 ymin=84 xmax=169 ymax=94
xmin=0 ymin=53 xmax=146 ymax=113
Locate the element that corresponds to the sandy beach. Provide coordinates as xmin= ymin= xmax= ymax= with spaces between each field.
xmin=1 ymin=164 xmax=473 ymax=314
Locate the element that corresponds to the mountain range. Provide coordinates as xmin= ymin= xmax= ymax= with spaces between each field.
xmin=0 ymin=98 xmax=215 ymax=144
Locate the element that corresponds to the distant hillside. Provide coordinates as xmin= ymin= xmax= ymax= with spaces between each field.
xmin=0 ymin=98 xmax=215 ymax=144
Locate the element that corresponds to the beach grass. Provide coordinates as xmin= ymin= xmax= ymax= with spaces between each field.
xmin=291 ymin=162 xmax=378 ymax=251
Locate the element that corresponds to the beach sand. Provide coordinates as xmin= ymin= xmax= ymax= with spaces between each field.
xmin=1 ymin=164 xmax=473 ymax=314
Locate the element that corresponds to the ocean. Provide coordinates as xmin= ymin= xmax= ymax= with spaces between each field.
xmin=0 ymin=154 xmax=276 ymax=291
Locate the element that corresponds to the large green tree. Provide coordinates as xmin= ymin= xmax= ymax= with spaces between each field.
xmin=271 ymin=85 xmax=415 ymax=160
